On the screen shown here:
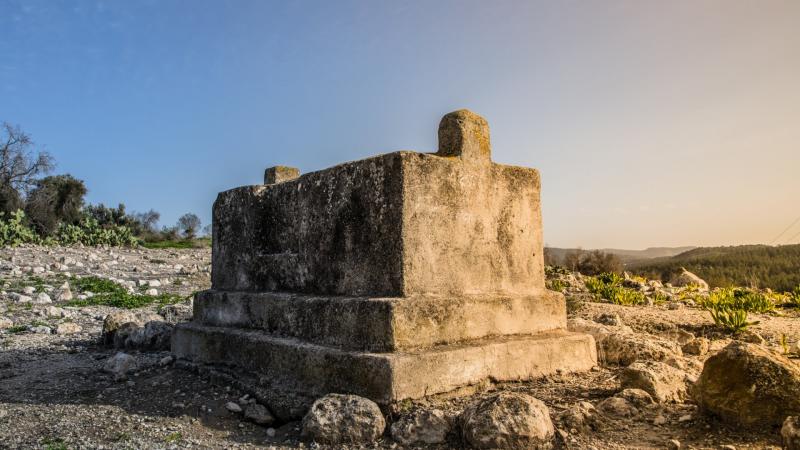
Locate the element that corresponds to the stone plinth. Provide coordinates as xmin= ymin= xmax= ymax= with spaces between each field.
xmin=172 ymin=109 xmax=596 ymax=419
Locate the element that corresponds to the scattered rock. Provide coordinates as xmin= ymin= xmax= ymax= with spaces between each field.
xmin=103 ymin=352 xmax=137 ymax=382
xmin=225 ymin=402 xmax=242 ymax=413
xmin=460 ymin=391 xmax=554 ymax=450
xmin=28 ymin=325 xmax=51 ymax=334
xmin=661 ymin=329 xmax=695 ymax=345
xmin=391 ymin=408 xmax=450 ymax=445
xmin=101 ymin=311 xmax=163 ymax=345
xmin=45 ymin=306 xmax=65 ymax=317
xmin=597 ymin=397 xmax=638 ymax=418
xmin=33 ymin=292 xmax=52 ymax=304
xmin=559 ymin=401 xmax=599 ymax=433
xmin=618 ymin=388 xmax=655 ymax=407
xmin=55 ymin=322 xmax=82 ymax=335
xmin=113 ymin=321 xmax=173 ymax=350
xmin=55 ymin=286 xmax=73 ymax=301
xmin=158 ymin=301 xmax=193 ymax=323
xmin=595 ymin=313 xmax=622 ymax=326
xmin=301 ymin=394 xmax=385 ymax=444
xmin=782 ymin=416 xmax=800 ymax=450
xmin=569 ymin=318 xmax=681 ymax=366
xmin=244 ymin=404 xmax=275 ymax=425
xmin=736 ymin=330 xmax=765 ymax=345
xmin=621 ymin=361 xmax=687 ymax=403
xmin=653 ymin=415 xmax=667 ymax=425
xmin=670 ymin=268 xmax=708 ymax=291
xmin=145 ymin=288 xmax=158 ymax=296
xmin=693 ymin=341 xmax=800 ymax=427
xmin=667 ymin=438 xmax=681 ymax=449
xmin=682 ymin=337 xmax=710 ymax=356
xmin=159 ymin=355 xmax=174 ymax=366
xmin=12 ymin=294 xmax=32 ymax=303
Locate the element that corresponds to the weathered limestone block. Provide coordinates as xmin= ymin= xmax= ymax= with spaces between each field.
xmin=264 ymin=165 xmax=300 ymax=184
xmin=173 ymin=109 xmax=596 ymax=418
xmin=212 ymin=152 xmax=544 ymax=296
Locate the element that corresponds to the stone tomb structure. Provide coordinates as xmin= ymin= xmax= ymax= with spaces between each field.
xmin=172 ymin=110 xmax=597 ymax=418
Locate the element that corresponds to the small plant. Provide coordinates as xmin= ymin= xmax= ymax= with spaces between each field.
xmin=65 ymin=276 xmax=186 ymax=309
xmin=7 ymin=325 xmax=27 ymax=334
xmin=705 ymin=302 xmax=755 ymax=333
xmin=698 ymin=288 xmax=772 ymax=333
xmin=164 ymin=432 xmax=183 ymax=443
xmin=785 ymin=286 xmax=800 ymax=308
xmin=651 ymin=291 xmax=669 ymax=305
xmin=71 ymin=276 xmax=128 ymax=295
xmin=547 ymin=279 xmax=567 ymax=292
xmin=41 ymin=437 xmax=68 ymax=450
xmin=585 ymin=273 xmax=646 ymax=306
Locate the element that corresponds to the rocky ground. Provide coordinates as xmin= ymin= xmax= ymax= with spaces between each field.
xmin=0 ymin=246 xmax=797 ymax=449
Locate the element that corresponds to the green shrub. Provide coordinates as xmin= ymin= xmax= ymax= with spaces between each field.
xmin=585 ymin=273 xmax=646 ymax=306
xmin=56 ymin=216 xmax=139 ymax=247
xmin=0 ymin=209 xmax=139 ymax=247
xmin=0 ymin=210 xmax=40 ymax=246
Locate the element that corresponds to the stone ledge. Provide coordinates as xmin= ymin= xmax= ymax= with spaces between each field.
xmin=193 ymin=289 xmax=567 ymax=352
xmin=171 ymin=323 xmax=597 ymax=410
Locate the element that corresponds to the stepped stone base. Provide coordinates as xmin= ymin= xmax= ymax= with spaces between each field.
xmin=171 ymin=322 xmax=597 ymax=419
xmin=192 ymin=289 xmax=567 ymax=351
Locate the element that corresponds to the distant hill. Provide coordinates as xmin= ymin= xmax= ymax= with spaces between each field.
xmin=629 ymin=244 xmax=800 ymax=292
xmin=545 ymin=246 xmax=696 ymax=264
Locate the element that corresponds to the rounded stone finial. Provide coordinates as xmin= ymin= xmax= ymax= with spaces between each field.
xmin=436 ymin=109 xmax=491 ymax=163
xmin=264 ymin=166 xmax=300 ymax=184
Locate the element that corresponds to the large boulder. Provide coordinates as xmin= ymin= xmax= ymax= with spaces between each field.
xmin=391 ymin=408 xmax=450 ymax=445
xmin=102 ymin=311 xmax=163 ymax=345
xmin=568 ymin=318 xmax=681 ymax=366
xmin=621 ymin=361 xmax=687 ymax=403
xmin=670 ymin=268 xmax=709 ymax=291
xmin=301 ymin=394 xmax=385 ymax=444
xmin=460 ymin=391 xmax=554 ymax=450
xmin=693 ymin=342 xmax=800 ymax=427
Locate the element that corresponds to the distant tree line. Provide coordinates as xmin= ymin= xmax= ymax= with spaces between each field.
xmin=630 ymin=244 xmax=800 ymax=293
xmin=544 ymin=247 xmax=624 ymax=275
xmin=0 ymin=122 xmax=206 ymax=246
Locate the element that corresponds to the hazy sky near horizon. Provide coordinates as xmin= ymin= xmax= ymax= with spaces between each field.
xmin=2 ymin=0 xmax=799 ymax=249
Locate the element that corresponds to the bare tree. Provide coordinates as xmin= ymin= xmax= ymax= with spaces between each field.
xmin=133 ymin=209 xmax=161 ymax=234
xmin=0 ymin=122 xmax=54 ymax=213
xmin=177 ymin=213 xmax=201 ymax=239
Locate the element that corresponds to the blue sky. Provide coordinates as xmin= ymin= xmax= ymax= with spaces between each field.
xmin=2 ymin=0 xmax=799 ymax=248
